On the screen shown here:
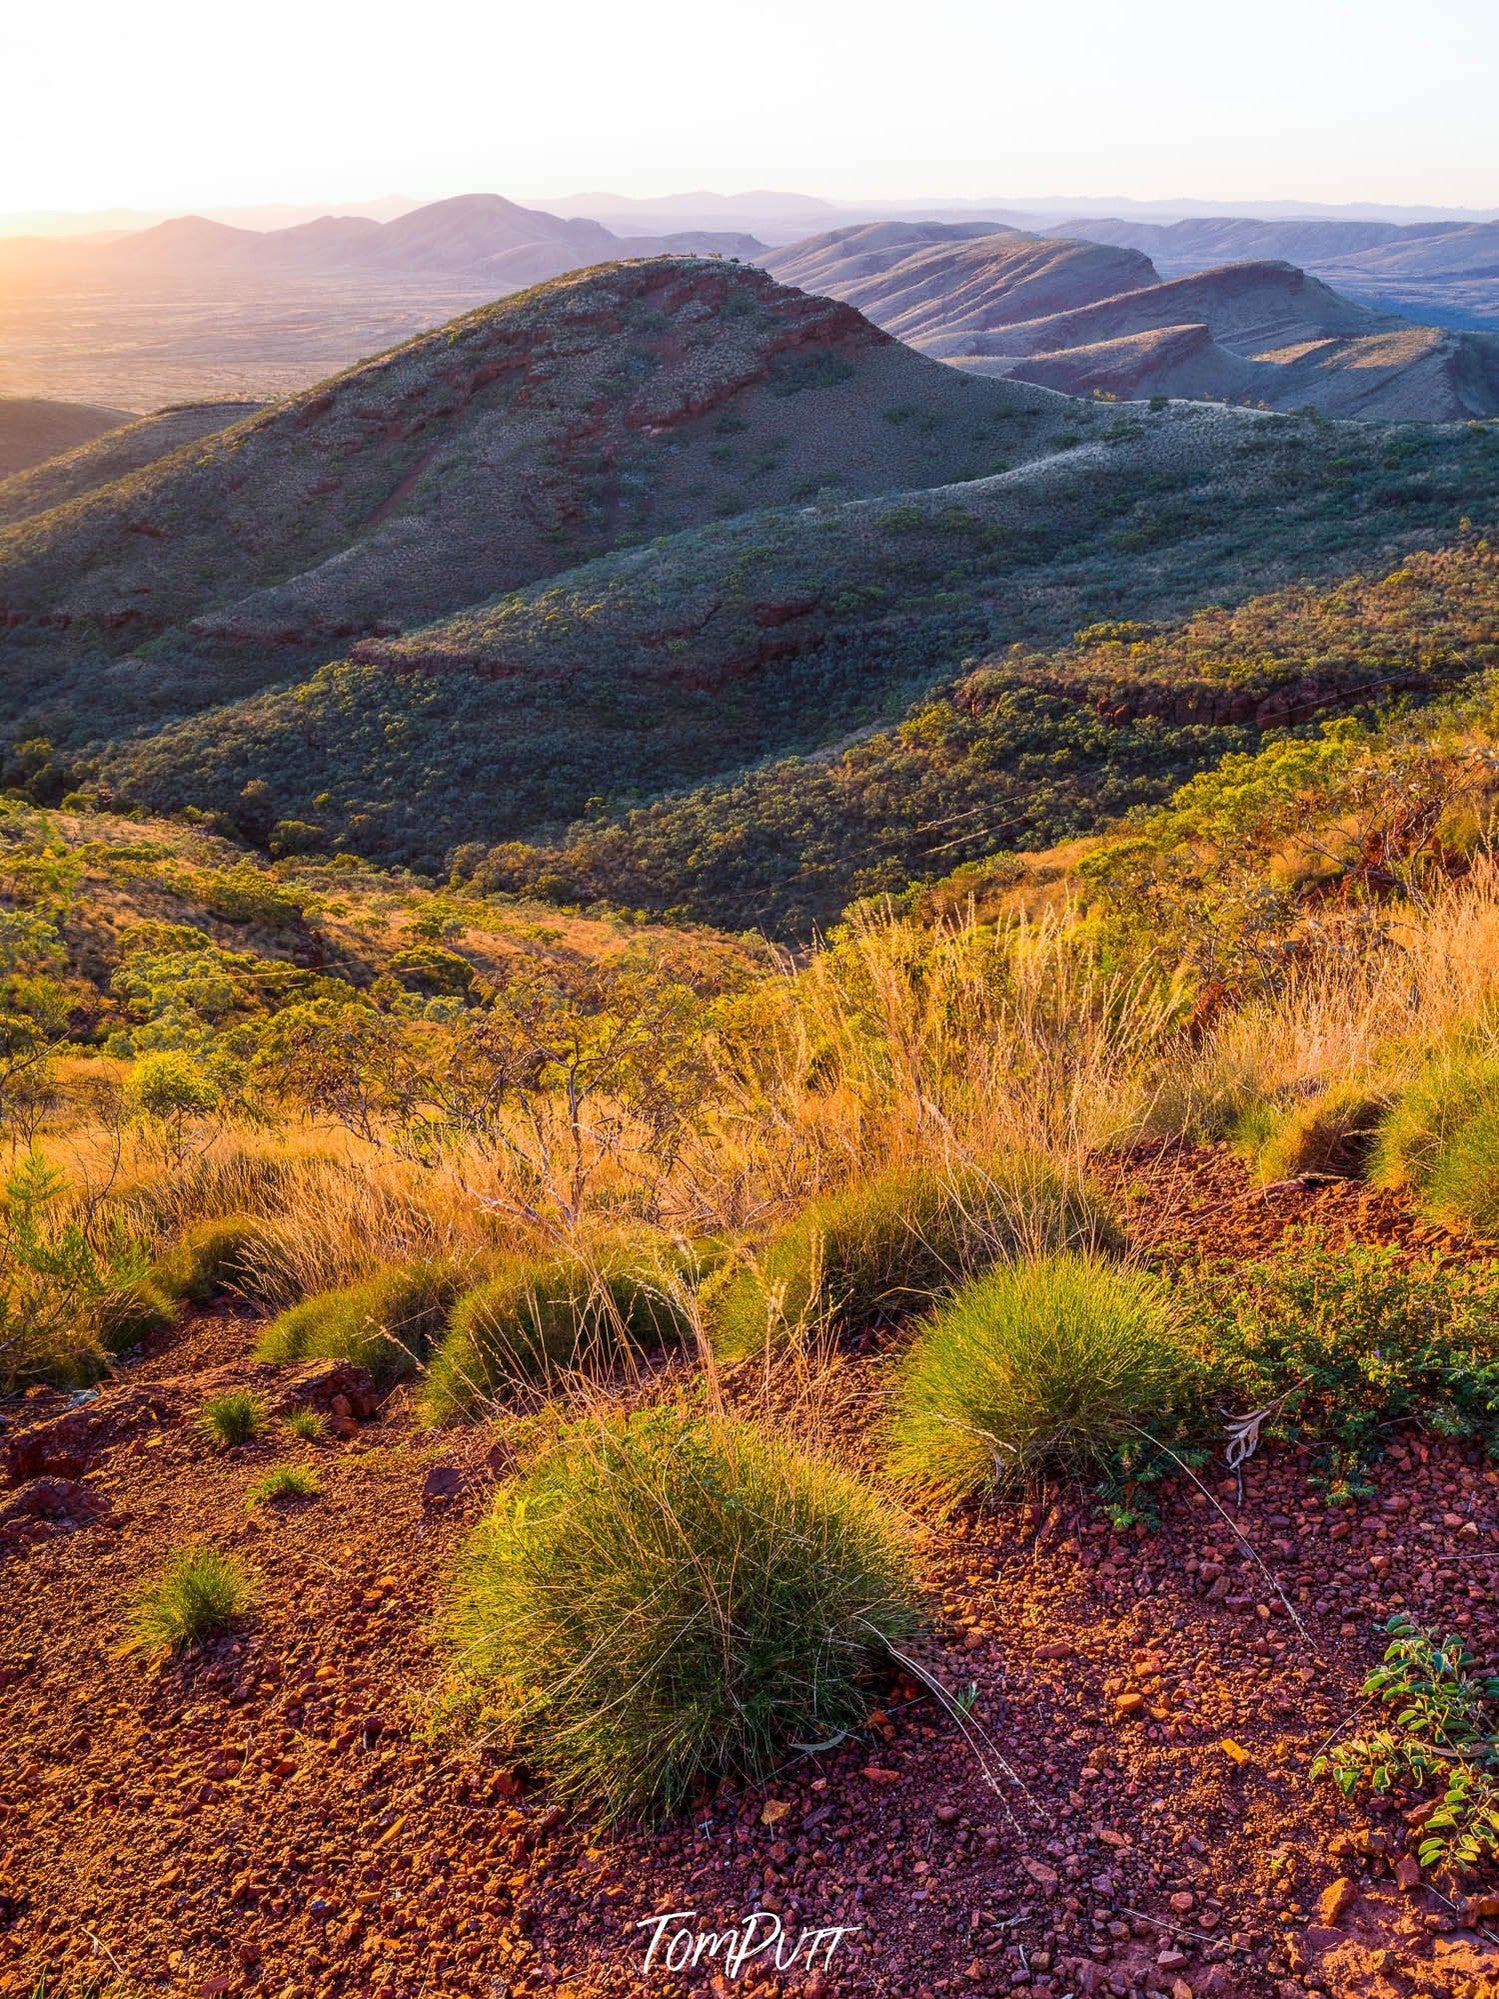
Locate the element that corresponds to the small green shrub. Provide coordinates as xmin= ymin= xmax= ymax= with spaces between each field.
xmin=149 ymin=1214 xmax=262 ymax=1304
xmin=197 ymin=1388 xmax=267 ymax=1448
xmin=96 ymin=1276 xmax=176 ymax=1354
xmin=256 ymin=1260 xmax=462 ymax=1389
xmin=1180 ymin=1241 xmax=1499 ymax=1490
xmin=886 ymin=1254 xmax=1187 ymax=1503
xmin=1248 ymin=1080 xmax=1391 ymax=1183
xmin=1369 ymin=1051 xmax=1499 ymax=1193
xmin=1313 ymin=1613 xmax=1499 ymax=1872
xmin=447 ymin=1409 xmax=915 ymax=1817
xmin=283 ymin=1406 xmax=328 ymax=1441
xmin=247 ymin=1464 xmax=321 ymax=1505
xmin=711 ymin=1157 xmax=1119 ymax=1361
xmin=130 ymin=1546 xmax=254 ymax=1652
xmin=424 ymin=1250 xmax=691 ymax=1421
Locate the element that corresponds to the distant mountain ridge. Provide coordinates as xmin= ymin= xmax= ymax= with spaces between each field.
xmin=764 ymin=222 xmax=1499 ymax=420
xmin=0 ymin=193 xmax=764 ymax=290
xmin=1061 ymin=215 xmax=1499 ymax=330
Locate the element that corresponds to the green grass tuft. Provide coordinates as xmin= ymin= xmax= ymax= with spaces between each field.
xmin=255 ymin=1259 xmax=462 ymax=1389
xmin=283 ymin=1405 xmax=328 ymax=1442
xmin=196 ymin=1388 xmax=267 ymax=1448
xmin=149 ymin=1214 xmax=263 ymax=1304
xmin=711 ymin=1157 xmax=1119 ymax=1362
xmin=885 ymin=1253 xmax=1187 ymax=1503
xmin=447 ymin=1409 xmax=916 ymax=1818
xmin=129 ymin=1546 xmax=254 ymax=1652
xmin=246 ymin=1464 xmax=321 ymax=1506
xmin=424 ymin=1249 xmax=693 ymax=1421
xmin=96 ymin=1276 xmax=176 ymax=1355
xmin=1423 ymin=1106 xmax=1499 ymax=1234
xmin=1368 ymin=1051 xmax=1499 ymax=1193
xmin=1248 ymin=1080 xmax=1392 ymax=1184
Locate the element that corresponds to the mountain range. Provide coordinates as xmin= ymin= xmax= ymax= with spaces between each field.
xmin=2 ymin=255 xmax=1497 ymax=917
xmin=765 ymin=223 xmax=1499 ymax=420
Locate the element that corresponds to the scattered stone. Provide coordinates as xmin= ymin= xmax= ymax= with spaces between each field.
xmin=1315 ymin=1876 xmax=1358 ymax=1927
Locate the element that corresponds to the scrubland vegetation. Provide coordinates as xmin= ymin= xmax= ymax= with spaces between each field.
xmin=8 ymin=563 xmax=1499 ymax=1831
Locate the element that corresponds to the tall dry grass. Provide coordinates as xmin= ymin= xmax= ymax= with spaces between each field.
xmin=1137 ymin=858 xmax=1499 ymax=1143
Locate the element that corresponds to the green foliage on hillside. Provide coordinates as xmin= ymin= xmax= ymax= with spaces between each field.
xmin=457 ymin=532 xmax=1499 ymax=934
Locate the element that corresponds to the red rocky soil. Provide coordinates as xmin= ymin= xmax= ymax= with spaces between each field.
xmin=1 ymin=1146 xmax=1497 ymax=1999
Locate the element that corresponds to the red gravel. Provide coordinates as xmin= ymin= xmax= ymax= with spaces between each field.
xmin=2 ymin=1150 xmax=1497 ymax=1999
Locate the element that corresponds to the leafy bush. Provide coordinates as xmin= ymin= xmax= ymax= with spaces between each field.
xmin=149 ymin=1214 xmax=263 ymax=1304
xmin=247 ymin=1464 xmax=321 ymax=1505
xmin=711 ymin=1158 xmax=1118 ymax=1362
xmin=1246 ymin=1080 xmax=1393 ymax=1183
xmin=255 ymin=1259 xmax=462 ymax=1388
xmin=130 ymin=1547 xmax=254 ymax=1652
xmin=424 ymin=1250 xmax=692 ymax=1421
xmin=1180 ymin=1241 xmax=1499 ymax=1489
xmin=1314 ymin=1614 xmax=1499 ymax=1872
xmin=885 ymin=1254 xmax=1188 ymax=1503
xmin=197 ymin=1389 xmax=267 ymax=1448
xmin=0 ymin=1151 xmax=149 ymax=1388
xmin=447 ymin=1409 xmax=915 ymax=1817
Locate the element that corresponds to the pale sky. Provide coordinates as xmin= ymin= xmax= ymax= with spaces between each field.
xmin=3 ymin=0 xmax=1496 ymax=215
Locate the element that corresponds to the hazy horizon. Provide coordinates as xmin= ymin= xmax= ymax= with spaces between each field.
xmin=5 ymin=0 xmax=1496 ymax=218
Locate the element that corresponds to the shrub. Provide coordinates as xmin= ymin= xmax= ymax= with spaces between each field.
xmin=424 ymin=1248 xmax=693 ymax=1421
xmin=284 ymin=1406 xmax=328 ymax=1441
xmin=1369 ymin=1051 xmax=1499 ymax=1193
xmin=1247 ymin=1080 xmax=1392 ymax=1183
xmin=711 ymin=1157 xmax=1119 ymax=1362
xmin=447 ymin=1410 xmax=915 ymax=1817
xmin=1313 ymin=1614 xmax=1499 ymax=1872
xmin=1180 ymin=1241 xmax=1499 ymax=1489
xmin=197 ymin=1388 xmax=267 ymax=1448
xmin=130 ymin=1546 xmax=254 ymax=1652
xmin=97 ymin=1276 xmax=177 ymax=1354
xmin=885 ymin=1254 xmax=1188 ymax=1503
xmin=256 ymin=1260 xmax=462 ymax=1389
xmin=149 ymin=1214 xmax=262 ymax=1304
xmin=247 ymin=1464 xmax=321 ymax=1505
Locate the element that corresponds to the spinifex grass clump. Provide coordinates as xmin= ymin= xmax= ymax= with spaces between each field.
xmin=130 ymin=1547 xmax=254 ymax=1652
xmin=712 ymin=1157 xmax=1119 ymax=1361
xmin=149 ymin=1214 xmax=263 ymax=1304
xmin=424 ymin=1250 xmax=692 ymax=1421
xmin=1369 ymin=1049 xmax=1499 ymax=1196
xmin=256 ymin=1259 xmax=462 ymax=1389
xmin=196 ymin=1388 xmax=266 ymax=1448
xmin=885 ymin=1254 xmax=1189 ymax=1504
xmin=1247 ymin=1080 xmax=1393 ymax=1184
xmin=448 ymin=1409 xmax=916 ymax=1818
xmin=246 ymin=1464 xmax=321 ymax=1506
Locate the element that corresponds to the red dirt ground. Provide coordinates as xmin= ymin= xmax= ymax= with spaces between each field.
xmin=1 ymin=1145 xmax=1497 ymax=1999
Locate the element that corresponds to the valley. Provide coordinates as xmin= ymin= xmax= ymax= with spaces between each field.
xmin=4 ymin=138 xmax=1499 ymax=1999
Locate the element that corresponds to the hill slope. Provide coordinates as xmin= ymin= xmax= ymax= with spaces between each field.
xmin=0 ymin=397 xmax=131 ymax=480
xmin=0 ymin=196 xmax=768 ymax=410
xmin=0 ymin=400 xmax=261 ymax=529
xmin=766 ymin=225 xmax=1499 ymax=420
xmin=459 ymin=532 xmax=1499 ymax=933
xmin=0 ymin=257 xmax=1053 ymax=663
xmin=93 ymin=408 xmax=1499 ymax=882
xmin=1067 ymin=213 xmax=1499 ymax=328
